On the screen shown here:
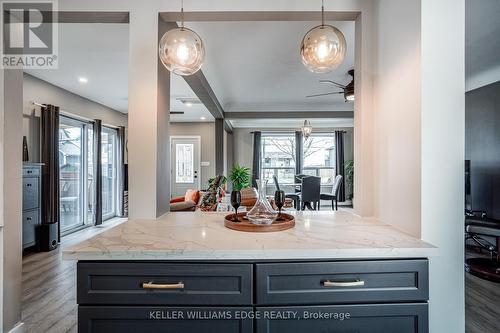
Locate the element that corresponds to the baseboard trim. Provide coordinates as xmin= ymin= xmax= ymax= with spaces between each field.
xmin=8 ymin=322 xmax=25 ymax=333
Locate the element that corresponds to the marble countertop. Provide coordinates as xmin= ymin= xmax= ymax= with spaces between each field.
xmin=63 ymin=211 xmax=436 ymax=261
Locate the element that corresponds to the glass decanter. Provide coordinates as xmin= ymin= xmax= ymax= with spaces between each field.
xmin=247 ymin=179 xmax=278 ymax=225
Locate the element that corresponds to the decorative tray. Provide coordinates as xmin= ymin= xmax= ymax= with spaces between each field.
xmin=224 ymin=212 xmax=295 ymax=232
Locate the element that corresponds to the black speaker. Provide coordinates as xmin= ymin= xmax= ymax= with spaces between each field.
xmin=39 ymin=223 xmax=59 ymax=251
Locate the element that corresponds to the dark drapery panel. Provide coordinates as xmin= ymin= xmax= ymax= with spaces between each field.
xmin=295 ymin=131 xmax=303 ymax=175
xmin=93 ymin=119 xmax=103 ymax=225
xmin=252 ymin=131 xmax=262 ymax=183
xmin=335 ymin=130 xmax=346 ymax=202
xmin=41 ymin=104 xmax=60 ymax=240
xmin=117 ymin=126 xmax=126 ymax=217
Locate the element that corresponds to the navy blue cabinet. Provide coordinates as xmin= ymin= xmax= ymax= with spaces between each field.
xmin=77 ymin=259 xmax=429 ymax=332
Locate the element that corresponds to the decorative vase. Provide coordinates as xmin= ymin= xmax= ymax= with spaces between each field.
xmin=22 ymin=136 xmax=29 ymax=162
xmin=247 ymin=179 xmax=278 ymax=225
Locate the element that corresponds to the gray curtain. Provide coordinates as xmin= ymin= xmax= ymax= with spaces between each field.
xmin=252 ymin=131 xmax=262 ymax=184
xmin=295 ymin=131 xmax=303 ymax=175
xmin=93 ymin=119 xmax=102 ymax=225
xmin=335 ymin=131 xmax=346 ymax=202
xmin=40 ymin=105 xmax=60 ymax=240
xmin=117 ymin=126 xmax=126 ymax=217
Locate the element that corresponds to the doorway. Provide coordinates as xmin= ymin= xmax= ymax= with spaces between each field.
xmin=170 ymin=136 xmax=201 ymax=197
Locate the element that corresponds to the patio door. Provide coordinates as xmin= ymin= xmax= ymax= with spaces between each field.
xmin=59 ymin=116 xmax=94 ymax=234
xmin=171 ymin=137 xmax=201 ymax=198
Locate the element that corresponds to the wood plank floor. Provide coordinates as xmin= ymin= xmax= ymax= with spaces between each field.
xmin=21 ymin=223 xmax=500 ymax=332
xmin=465 ymin=248 xmax=500 ymax=333
xmin=21 ymin=219 xmax=126 ymax=333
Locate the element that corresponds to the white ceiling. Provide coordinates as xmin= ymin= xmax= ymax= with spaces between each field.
xmin=188 ymin=20 xmax=355 ymax=113
xmin=466 ymin=0 xmax=500 ymax=91
xmin=229 ymin=118 xmax=353 ymax=129
xmin=25 ymin=20 xmax=355 ymax=126
xmin=26 ymin=23 xmax=129 ymax=113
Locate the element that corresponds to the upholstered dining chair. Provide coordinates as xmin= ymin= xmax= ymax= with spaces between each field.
xmin=300 ymin=176 xmax=321 ymax=210
xmin=320 ymin=175 xmax=343 ymax=210
xmin=273 ymin=175 xmax=301 ymax=210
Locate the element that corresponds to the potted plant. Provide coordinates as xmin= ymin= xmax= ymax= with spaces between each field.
xmin=345 ymin=159 xmax=354 ymax=202
xmin=229 ymin=165 xmax=257 ymax=207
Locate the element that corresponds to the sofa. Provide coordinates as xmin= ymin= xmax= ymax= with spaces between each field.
xmin=169 ymin=189 xmax=201 ymax=212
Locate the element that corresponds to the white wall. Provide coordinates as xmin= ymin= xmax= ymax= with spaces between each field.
xmin=23 ymin=73 xmax=128 ymax=162
xmin=372 ymin=0 xmax=422 ymax=237
xmin=421 ymin=0 xmax=465 ymax=332
xmin=169 ymin=122 xmax=216 ymax=189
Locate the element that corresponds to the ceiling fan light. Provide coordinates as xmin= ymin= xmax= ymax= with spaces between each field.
xmin=344 ymin=90 xmax=354 ymax=102
xmin=159 ymin=27 xmax=205 ymax=76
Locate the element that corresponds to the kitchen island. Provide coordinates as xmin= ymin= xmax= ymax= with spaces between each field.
xmin=64 ymin=211 xmax=435 ymax=333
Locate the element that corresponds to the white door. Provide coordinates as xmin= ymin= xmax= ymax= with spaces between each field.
xmin=171 ymin=137 xmax=201 ymax=198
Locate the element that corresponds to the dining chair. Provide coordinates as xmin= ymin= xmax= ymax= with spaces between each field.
xmin=273 ymin=175 xmax=301 ymax=210
xmin=320 ymin=175 xmax=343 ymax=210
xmin=300 ymin=176 xmax=321 ymax=210
xmin=294 ymin=174 xmax=307 ymax=193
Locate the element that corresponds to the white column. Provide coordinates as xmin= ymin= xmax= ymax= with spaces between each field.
xmin=128 ymin=8 xmax=170 ymax=219
xmin=421 ymin=0 xmax=465 ymax=332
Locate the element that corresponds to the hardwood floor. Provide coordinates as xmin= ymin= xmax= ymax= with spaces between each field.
xmin=21 ymin=218 xmax=126 ymax=333
xmin=465 ymin=247 xmax=500 ymax=333
xmin=21 ymin=222 xmax=499 ymax=332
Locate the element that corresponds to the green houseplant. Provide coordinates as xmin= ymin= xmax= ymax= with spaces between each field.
xmin=229 ymin=165 xmax=251 ymax=191
xmin=345 ymin=159 xmax=354 ymax=200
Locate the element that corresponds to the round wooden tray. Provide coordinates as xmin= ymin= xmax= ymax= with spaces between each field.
xmin=224 ymin=212 xmax=295 ymax=232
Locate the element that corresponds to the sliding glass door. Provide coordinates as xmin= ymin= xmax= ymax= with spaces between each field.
xmin=59 ymin=116 xmax=93 ymax=234
xmin=101 ymin=126 xmax=118 ymax=220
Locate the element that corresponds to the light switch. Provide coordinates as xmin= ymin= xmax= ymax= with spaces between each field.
xmin=201 ymin=161 xmax=210 ymax=166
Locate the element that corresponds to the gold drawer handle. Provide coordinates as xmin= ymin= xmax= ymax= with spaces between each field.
xmin=322 ymin=279 xmax=365 ymax=287
xmin=142 ymin=281 xmax=184 ymax=289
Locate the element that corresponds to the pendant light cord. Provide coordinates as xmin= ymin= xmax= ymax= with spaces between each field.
xmin=321 ymin=0 xmax=325 ymax=27
xmin=181 ymin=0 xmax=185 ymax=29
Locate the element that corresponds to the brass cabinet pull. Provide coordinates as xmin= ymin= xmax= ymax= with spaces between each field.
xmin=142 ymin=281 xmax=184 ymax=289
xmin=322 ymin=279 xmax=365 ymax=287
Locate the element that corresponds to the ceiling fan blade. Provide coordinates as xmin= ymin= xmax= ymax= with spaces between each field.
xmin=170 ymin=111 xmax=185 ymax=115
xmin=306 ymin=91 xmax=344 ymax=98
xmin=319 ymin=80 xmax=347 ymax=89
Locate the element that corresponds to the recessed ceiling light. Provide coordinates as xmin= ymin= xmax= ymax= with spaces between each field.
xmin=177 ymin=98 xmax=202 ymax=106
xmin=200 ymin=116 xmax=206 ymax=120
xmin=78 ymin=77 xmax=88 ymax=84
xmin=185 ymin=102 xmax=193 ymax=107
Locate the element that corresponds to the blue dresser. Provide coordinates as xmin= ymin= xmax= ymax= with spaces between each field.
xmin=22 ymin=163 xmax=43 ymax=249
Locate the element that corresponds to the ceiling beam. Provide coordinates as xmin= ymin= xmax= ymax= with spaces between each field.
xmin=160 ymin=11 xmax=358 ymax=22
xmin=225 ymin=111 xmax=354 ymax=119
xmin=163 ymin=21 xmax=231 ymax=132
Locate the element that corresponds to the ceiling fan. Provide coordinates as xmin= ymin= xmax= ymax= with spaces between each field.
xmin=306 ymin=69 xmax=354 ymax=102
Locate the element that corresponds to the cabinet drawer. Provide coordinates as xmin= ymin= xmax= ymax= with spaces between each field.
xmin=23 ymin=167 xmax=40 ymax=176
xmin=79 ymin=306 xmax=253 ymax=333
xmin=256 ymin=303 xmax=427 ymax=333
xmin=23 ymin=177 xmax=40 ymax=210
xmin=22 ymin=210 xmax=39 ymax=248
xmin=256 ymin=259 xmax=428 ymax=305
xmin=77 ymin=262 xmax=253 ymax=305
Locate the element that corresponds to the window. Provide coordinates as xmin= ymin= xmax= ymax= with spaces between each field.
xmin=303 ymin=135 xmax=336 ymax=184
xmin=261 ymin=134 xmax=296 ymax=183
xmin=175 ymin=143 xmax=194 ymax=183
xmin=260 ymin=133 xmax=336 ymax=185
xmin=59 ymin=116 xmax=94 ymax=234
xmin=101 ymin=127 xmax=118 ymax=220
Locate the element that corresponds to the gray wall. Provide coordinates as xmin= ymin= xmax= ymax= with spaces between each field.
xmin=23 ymin=73 xmax=128 ymax=162
xmin=465 ymin=80 xmax=500 ymax=219
xmin=169 ymin=122 xmax=216 ymax=189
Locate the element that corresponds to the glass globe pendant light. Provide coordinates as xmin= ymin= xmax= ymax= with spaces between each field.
xmin=302 ymin=120 xmax=313 ymax=139
xmin=300 ymin=0 xmax=347 ymax=73
xmin=158 ymin=0 xmax=205 ymax=76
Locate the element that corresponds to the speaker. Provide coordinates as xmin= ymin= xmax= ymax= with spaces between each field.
xmin=39 ymin=223 xmax=59 ymax=251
